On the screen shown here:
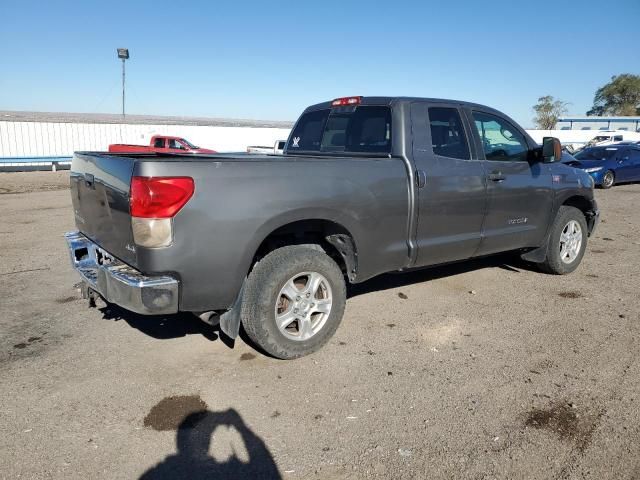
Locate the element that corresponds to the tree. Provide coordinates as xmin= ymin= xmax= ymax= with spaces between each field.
xmin=532 ymin=95 xmax=569 ymax=130
xmin=587 ymin=74 xmax=640 ymax=116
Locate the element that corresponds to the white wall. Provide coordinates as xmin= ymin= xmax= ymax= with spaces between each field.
xmin=0 ymin=121 xmax=292 ymax=157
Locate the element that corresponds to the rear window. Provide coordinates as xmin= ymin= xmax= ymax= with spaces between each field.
xmin=287 ymin=106 xmax=392 ymax=154
xmin=428 ymin=107 xmax=470 ymax=160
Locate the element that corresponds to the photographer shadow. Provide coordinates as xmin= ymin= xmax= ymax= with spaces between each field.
xmin=140 ymin=408 xmax=282 ymax=480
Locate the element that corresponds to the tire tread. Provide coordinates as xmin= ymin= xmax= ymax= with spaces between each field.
xmin=538 ymin=206 xmax=588 ymax=275
xmin=241 ymin=245 xmax=346 ymax=359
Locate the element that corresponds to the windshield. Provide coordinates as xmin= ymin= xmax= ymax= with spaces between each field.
xmin=180 ymin=138 xmax=199 ymax=149
xmin=574 ymin=147 xmax=618 ymax=161
xmin=286 ymin=106 xmax=392 ymax=154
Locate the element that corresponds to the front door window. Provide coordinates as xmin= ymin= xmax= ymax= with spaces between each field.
xmin=473 ymin=112 xmax=528 ymax=162
xmin=168 ymin=139 xmax=187 ymax=150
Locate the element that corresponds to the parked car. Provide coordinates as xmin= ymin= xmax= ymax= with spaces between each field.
xmin=65 ymin=96 xmax=599 ymax=359
xmin=109 ymin=135 xmax=216 ymax=154
xmin=246 ymin=140 xmax=286 ymax=155
xmin=564 ymin=144 xmax=640 ymax=188
xmin=583 ymin=130 xmax=640 ymax=149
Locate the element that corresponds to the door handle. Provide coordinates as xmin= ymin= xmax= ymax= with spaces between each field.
xmin=415 ymin=169 xmax=427 ymax=189
xmin=488 ymin=171 xmax=506 ymax=182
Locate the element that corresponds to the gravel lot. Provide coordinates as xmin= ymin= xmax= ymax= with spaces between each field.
xmin=1 ymin=171 xmax=639 ymax=479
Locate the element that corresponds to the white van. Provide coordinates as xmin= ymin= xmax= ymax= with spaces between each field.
xmin=585 ymin=130 xmax=640 ymax=147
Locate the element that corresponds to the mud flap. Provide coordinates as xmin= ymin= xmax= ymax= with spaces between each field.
xmin=520 ymin=244 xmax=548 ymax=263
xmin=325 ymin=234 xmax=357 ymax=282
xmin=219 ymin=282 xmax=245 ymax=339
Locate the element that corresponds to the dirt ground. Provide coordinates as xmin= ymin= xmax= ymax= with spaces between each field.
xmin=1 ymin=171 xmax=639 ymax=479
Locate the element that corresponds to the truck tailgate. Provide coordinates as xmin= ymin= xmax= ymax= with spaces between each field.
xmin=70 ymin=153 xmax=137 ymax=265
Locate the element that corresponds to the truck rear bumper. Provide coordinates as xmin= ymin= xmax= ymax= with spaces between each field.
xmin=64 ymin=231 xmax=179 ymax=315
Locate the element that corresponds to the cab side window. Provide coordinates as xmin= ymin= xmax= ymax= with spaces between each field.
xmin=168 ymin=139 xmax=186 ymax=150
xmin=473 ymin=112 xmax=528 ymax=162
xmin=153 ymin=138 xmax=165 ymax=148
xmin=428 ymin=107 xmax=470 ymax=160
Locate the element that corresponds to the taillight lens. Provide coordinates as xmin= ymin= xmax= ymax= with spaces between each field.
xmin=132 ymin=217 xmax=173 ymax=248
xmin=130 ymin=176 xmax=194 ymax=248
xmin=331 ymin=96 xmax=361 ymax=107
xmin=130 ymin=176 xmax=194 ymax=218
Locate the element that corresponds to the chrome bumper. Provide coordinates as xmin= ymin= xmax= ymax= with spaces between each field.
xmin=64 ymin=231 xmax=179 ymax=315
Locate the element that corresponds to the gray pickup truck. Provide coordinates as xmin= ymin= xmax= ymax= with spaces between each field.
xmin=65 ymin=96 xmax=599 ymax=359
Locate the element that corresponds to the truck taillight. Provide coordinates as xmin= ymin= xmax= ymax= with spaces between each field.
xmin=331 ymin=96 xmax=361 ymax=107
xmin=130 ymin=176 xmax=194 ymax=248
xmin=130 ymin=176 xmax=194 ymax=218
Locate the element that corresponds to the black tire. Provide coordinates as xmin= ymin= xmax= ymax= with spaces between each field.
xmin=241 ymin=245 xmax=346 ymax=359
xmin=538 ymin=206 xmax=588 ymax=275
xmin=601 ymin=170 xmax=615 ymax=189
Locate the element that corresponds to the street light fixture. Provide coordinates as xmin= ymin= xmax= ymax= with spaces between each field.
xmin=117 ymin=48 xmax=130 ymax=118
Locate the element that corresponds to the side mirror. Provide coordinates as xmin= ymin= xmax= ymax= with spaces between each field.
xmin=542 ymin=137 xmax=562 ymax=163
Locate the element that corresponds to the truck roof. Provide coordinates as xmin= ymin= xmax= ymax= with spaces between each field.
xmin=303 ymin=96 xmax=500 ymax=113
xmin=151 ymin=135 xmax=185 ymax=140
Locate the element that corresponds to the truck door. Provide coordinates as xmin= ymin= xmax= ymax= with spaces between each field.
xmin=468 ymin=109 xmax=554 ymax=256
xmin=410 ymin=103 xmax=487 ymax=267
xmin=616 ymin=147 xmax=640 ymax=181
xmin=629 ymin=149 xmax=640 ymax=180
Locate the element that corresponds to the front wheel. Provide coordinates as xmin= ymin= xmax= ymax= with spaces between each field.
xmin=601 ymin=170 xmax=615 ymax=189
xmin=537 ymin=206 xmax=588 ymax=275
xmin=241 ymin=245 xmax=346 ymax=359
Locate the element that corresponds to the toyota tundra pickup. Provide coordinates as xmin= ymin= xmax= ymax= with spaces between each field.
xmin=65 ymin=96 xmax=600 ymax=359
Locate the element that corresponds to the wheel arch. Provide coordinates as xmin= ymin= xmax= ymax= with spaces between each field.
xmin=560 ymin=195 xmax=598 ymax=234
xmin=220 ymin=214 xmax=357 ymax=341
xmin=521 ymin=194 xmax=598 ymax=264
xmin=250 ymin=217 xmax=359 ymax=282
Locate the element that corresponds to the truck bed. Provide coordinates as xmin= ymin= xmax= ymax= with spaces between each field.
xmin=70 ymin=150 xmax=411 ymax=311
xmin=78 ymin=151 xmax=391 ymax=162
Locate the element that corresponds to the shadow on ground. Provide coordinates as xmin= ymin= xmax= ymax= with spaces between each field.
xmin=348 ymin=253 xmax=538 ymax=298
xmin=97 ymin=253 xmax=537 ymax=343
xmin=99 ymin=305 xmax=219 ymax=341
xmin=140 ymin=405 xmax=282 ymax=480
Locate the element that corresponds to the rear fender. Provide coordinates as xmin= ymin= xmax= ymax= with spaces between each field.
xmin=219 ymin=233 xmax=357 ymax=340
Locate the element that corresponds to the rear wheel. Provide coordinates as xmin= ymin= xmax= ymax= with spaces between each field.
xmin=241 ymin=245 xmax=346 ymax=359
xmin=537 ymin=206 xmax=588 ymax=275
xmin=601 ymin=170 xmax=615 ymax=189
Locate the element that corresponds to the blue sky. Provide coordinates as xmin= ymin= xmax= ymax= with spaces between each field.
xmin=1 ymin=0 xmax=638 ymax=127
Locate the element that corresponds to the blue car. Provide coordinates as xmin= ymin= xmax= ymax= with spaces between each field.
xmin=564 ymin=144 xmax=640 ymax=189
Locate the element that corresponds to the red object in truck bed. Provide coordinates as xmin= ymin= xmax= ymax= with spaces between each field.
xmin=108 ymin=135 xmax=216 ymax=154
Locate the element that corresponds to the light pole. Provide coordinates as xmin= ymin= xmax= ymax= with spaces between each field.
xmin=117 ymin=48 xmax=129 ymax=118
